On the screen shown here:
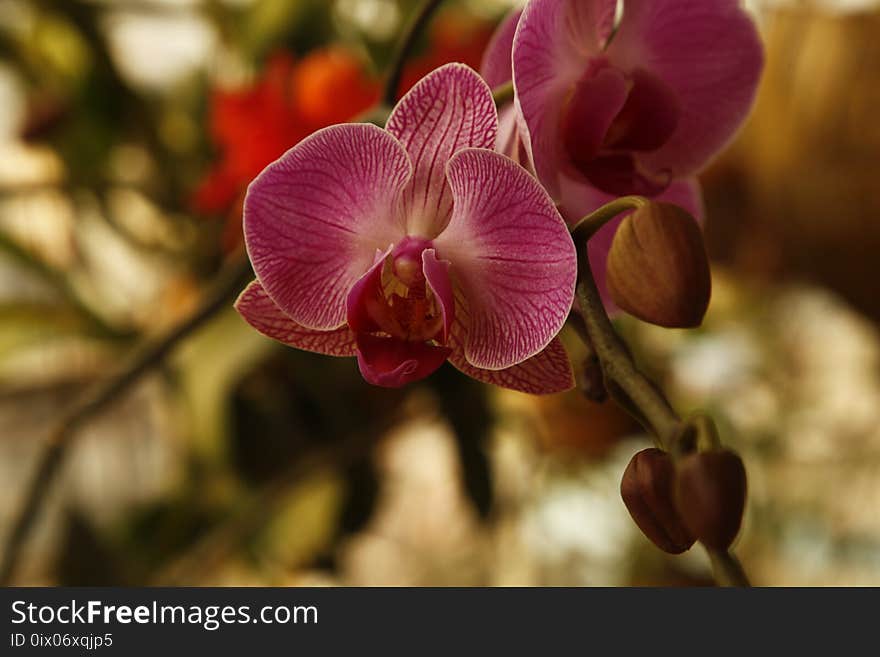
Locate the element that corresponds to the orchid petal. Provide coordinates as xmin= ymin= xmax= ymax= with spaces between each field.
xmin=451 ymin=337 xmax=574 ymax=394
xmin=355 ymin=334 xmax=451 ymax=388
xmin=562 ymin=66 xmax=630 ymax=170
xmin=481 ymin=9 xmax=524 ymax=161
xmin=436 ymin=148 xmax=576 ymax=370
xmin=244 ymin=123 xmax=411 ymax=331
xmin=513 ymin=0 xmax=619 ymax=200
xmin=385 ymin=64 xmax=497 ymax=238
xmin=480 ymin=8 xmax=522 ymax=88
xmin=235 ymin=280 xmax=356 ymax=356
xmin=607 ymin=0 xmax=763 ymax=176
xmin=603 ymin=68 xmax=680 ymax=152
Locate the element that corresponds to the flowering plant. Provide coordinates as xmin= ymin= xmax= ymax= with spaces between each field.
xmin=236 ymin=64 xmax=577 ymax=393
xmin=226 ymin=0 xmax=764 ymax=585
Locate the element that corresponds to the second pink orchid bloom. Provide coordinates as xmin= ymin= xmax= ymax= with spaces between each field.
xmin=483 ymin=0 xmax=763 ymax=302
xmin=236 ymin=64 xmax=577 ymax=393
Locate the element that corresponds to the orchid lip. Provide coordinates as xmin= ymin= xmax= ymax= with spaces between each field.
xmin=346 ymin=236 xmax=456 ymax=388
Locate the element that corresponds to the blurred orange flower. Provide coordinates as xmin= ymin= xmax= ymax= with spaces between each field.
xmin=192 ymin=14 xmax=493 ymax=251
xmin=192 ymin=48 xmax=379 ymax=249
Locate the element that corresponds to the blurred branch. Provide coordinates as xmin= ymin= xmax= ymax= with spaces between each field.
xmin=574 ymin=229 xmax=751 ymax=587
xmin=382 ymin=0 xmax=446 ymax=106
xmin=80 ymin=0 xmax=199 ymax=15
xmin=0 ymin=257 xmax=252 ymax=585
xmin=0 ymin=230 xmax=132 ymax=339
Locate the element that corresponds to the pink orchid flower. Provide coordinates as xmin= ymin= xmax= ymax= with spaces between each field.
xmin=235 ymin=64 xmax=578 ymax=394
xmin=482 ymin=0 xmax=763 ymax=300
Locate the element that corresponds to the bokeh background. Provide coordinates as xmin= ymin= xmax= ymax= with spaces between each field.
xmin=0 ymin=0 xmax=879 ymax=586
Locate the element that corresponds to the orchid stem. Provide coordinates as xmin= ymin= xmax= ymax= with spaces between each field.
xmin=382 ymin=0 xmax=446 ymax=106
xmin=492 ymin=81 xmax=514 ymax=108
xmin=0 ymin=257 xmax=252 ymax=585
xmin=572 ymin=202 xmax=750 ymax=587
xmin=569 ymin=195 xmax=648 ymax=243
xmin=576 ymin=256 xmax=679 ymax=444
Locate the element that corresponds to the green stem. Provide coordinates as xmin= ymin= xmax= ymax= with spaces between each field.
xmin=575 ymin=252 xmax=679 ymax=446
xmin=492 ymin=81 xmax=514 ymax=108
xmin=709 ymin=550 xmax=751 ymax=587
xmin=382 ymin=0 xmax=446 ymax=106
xmin=570 ymin=195 xmax=648 ymax=243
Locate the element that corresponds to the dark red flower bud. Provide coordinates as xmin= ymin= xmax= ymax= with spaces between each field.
xmin=674 ymin=449 xmax=747 ymax=550
xmin=621 ymin=448 xmax=695 ymax=554
xmin=606 ymin=202 xmax=711 ymax=328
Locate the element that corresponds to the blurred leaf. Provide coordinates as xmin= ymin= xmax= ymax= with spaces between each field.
xmin=57 ymin=509 xmax=125 ymax=586
xmin=431 ymin=365 xmax=494 ymax=520
xmin=258 ymin=473 xmax=343 ymax=570
xmin=119 ymin=496 xmax=226 ymax=578
xmin=337 ymin=456 xmax=380 ymax=537
xmin=242 ymin=0 xmax=334 ymax=59
xmin=0 ymin=302 xmax=97 ymax=361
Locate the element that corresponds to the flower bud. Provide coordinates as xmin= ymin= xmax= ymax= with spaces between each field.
xmin=621 ymin=448 xmax=695 ymax=554
xmin=606 ymin=202 xmax=711 ymax=328
xmin=674 ymin=449 xmax=747 ymax=550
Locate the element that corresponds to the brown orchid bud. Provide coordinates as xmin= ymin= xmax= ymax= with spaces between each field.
xmin=606 ymin=202 xmax=711 ymax=328
xmin=674 ymin=449 xmax=747 ymax=550
xmin=621 ymin=448 xmax=695 ymax=554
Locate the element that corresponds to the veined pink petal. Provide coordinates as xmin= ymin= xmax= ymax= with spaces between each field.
xmin=479 ymin=10 xmax=529 ymax=163
xmin=355 ymin=334 xmax=451 ymax=388
xmin=513 ymin=0 xmax=619 ymax=200
xmin=559 ymin=175 xmax=704 ymax=310
xmin=480 ymin=8 xmax=522 ymax=88
xmin=385 ymin=64 xmax=497 ymax=238
xmin=607 ymin=0 xmax=763 ymax=176
xmin=235 ymin=280 xmax=356 ymax=356
xmin=422 ymin=248 xmax=454 ymax=344
xmin=436 ymin=148 xmax=576 ymax=370
xmin=244 ymin=123 xmax=411 ymax=331
xmin=451 ymin=337 xmax=574 ymax=394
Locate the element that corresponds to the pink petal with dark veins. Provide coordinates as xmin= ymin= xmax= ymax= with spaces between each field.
xmin=436 ymin=148 xmax=576 ymax=370
xmin=386 ymin=64 xmax=497 ymax=238
xmin=244 ymin=123 xmax=411 ymax=331
xmin=235 ymin=280 xmax=356 ymax=356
